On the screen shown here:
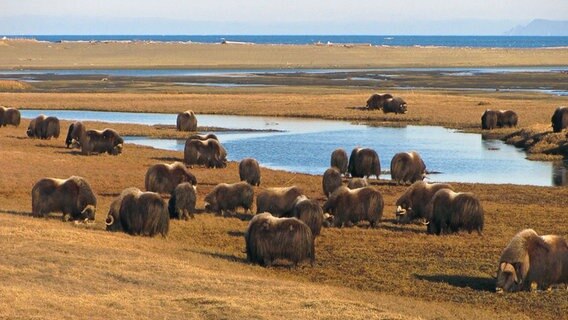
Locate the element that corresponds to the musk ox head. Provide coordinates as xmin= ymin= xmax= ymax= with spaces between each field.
xmin=204 ymin=192 xmax=218 ymax=212
xmin=496 ymin=262 xmax=524 ymax=293
xmin=81 ymin=204 xmax=96 ymax=222
xmin=395 ymin=203 xmax=411 ymax=223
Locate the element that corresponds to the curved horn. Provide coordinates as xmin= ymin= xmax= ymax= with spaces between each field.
xmin=422 ymin=220 xmax=430 ymax=225
xmin=105 ymin=215 xmax=114 ymax=226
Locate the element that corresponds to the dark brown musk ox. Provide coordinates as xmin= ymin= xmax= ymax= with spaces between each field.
xmin=184 ymin=138 xmax=227 ymax=168
xmin=176 ymin=110 xmax=197 ymax=132
xmin=551 ymin=106 xmax=568 ymax=133
xmin=204 ymin=181 xmax=254 ymax=216
xmin=481 ymin=109 xmax=500 ymax=130
xmin=496 ymin=229 xmax=568 ymax=293
xmin=347 ymin=177 xmax=368 ymax=189
xmin=65 ymin=121 xmax=86 ymax=148
xmin=239 ymin=158 xmax=261 ymax=186
xmin=366 ymin=93 xmax=393 ymax=110
xmin=322 ymin=167 xmax=342 ymax=197
xmin=256 ymin=186 xmax=303 ymax=217
xmin=497 ymin=110 xmax=518 ymax=128
xmin=168 ymin=182 xmax=197 ymax=220
xmin=348 ymin=147 xmax=381 ymax=179
xmin=105 ymin=187 xmax=169 ymax=237
xmin=425 ymin=189 xmax=484 ymax=235
xmin=323 ymin=186 xmax=384 ymax=228
xmin=80 ymin=128 xmax=124 ymax=155
xmin=244 ymin=212 xmax=315 ymax=267
xmin=395 ymin=181 xmax=453 ymax=224
xmin=27 ymin=115 xmax=60 ymax=139
xmin=330 ymin=148 xmax=348 ymax=175
xmin=31 ymin=176 xmax=96 ymax=222
xmin=382 ymin=97 xmax=408 ymax=114
xmin=188 ymin=133 xmax=219 ymax=141
xmin=145 ymin=162 xmax=197 ymax=194
xmin=390 ymin=151 xmax=426 ymax=185
xmin=0 ymin=106 xmax=21 ymax=127
xmin=291 ymin=195 xmax=324 ymax=237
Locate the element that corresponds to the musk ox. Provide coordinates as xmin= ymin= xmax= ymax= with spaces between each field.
xmin=323 ymin=186 xmax=384 ymax=228
xmin=366 ymin=93 xmax=393 ymax=110
xmin=65 ymin=121 xmax=86 ymax=148
xmin=0 ymin=106 xmax=21 ymax=127
xmin=322 ymin=167 xmax=342 ymax=197
xmin=382 ymin=97 xmax=408 ymax=114
xmin=80 ymin=128 xmax=123 ymax=155
xmin=184 ymin=138 xmax=227 ymax=168
xmin=551 ymin=106 xmax=568 ymax=133
xmin=347 ymin=178 xmax=368 ymax=189
xmin=425 ymin=189 xmax=484 ymax=235
xmin=395 ymin=181 xmax=453 ymax=224
xmin=31 ymin=176 xmax=96 ymax=222
xmin=291 ymin=195 xmax=323 ymax=237
xmin=239 ymin=158 xmax=261 ymax=186
xmin=27 ymin=115 xmax=60 ymax=139
xmin=204 ymin=181 xmax=254 ymax=216
xmin=105 ymin=187 xmax=169 ymax=237
xmin=245 ymin=212 xmax=315 ymax=267
xmin=168 ymin=182 xmax=197 ymax=220
xmin=188 ymin=133 xmax=218 ymax=141
xmin=348 ymin=147 xmax=381 ymax=179
xmin=145 ymin=162 xmax=197 ymax=194
xmin=481 ymin=109 xmax=500 ymax=130
xmin=496 ymin=229 xmax=568 ymax=293
xmin=390 ymin=151 xmax=426 ymax=184
xmin=176 ymin=110 xmax=197 ymax=132
xmin=497 ymin=110 xmax=518 ymax=128
xmin=330 ymin=148 xmax=348 ymax=175
xmin=256 ymin=186 xmax=303 ymax=217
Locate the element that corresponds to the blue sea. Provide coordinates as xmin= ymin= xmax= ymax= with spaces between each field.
xmin=3 ymin=35 xmax=568 ymax=48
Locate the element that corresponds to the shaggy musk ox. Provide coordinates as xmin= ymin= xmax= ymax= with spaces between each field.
xmin=105 ymin=187 xmax=169 ymax=237
xmin=366 ymin=93 xmax=393 ymax=110
xmin=256 ymin=186 xmax=303 ymax=217
xmin=425 ymin=189 xmax=484 ymax=235
xmin=497 ymin=110 xmax=518 ymax=128
xmin=382 ymin=97 xmax=408 ymax=114
xmin=239 ymin=158 xmax=261 ymax=186
xmin=80 ymin=129 xmax=124 ymax=155
xmin=168 ymin=182 xmax=197 ymax=220
xmin=145 ymin=162 xmax=197 ymax=194
xmin=395 ymin=181 xmax=453 ymax=224
xmin=348 ymin=147 xmax=381 ymax=179
xmin=245 ymin=212 xmax=315 ymax=267
xmin=347 ymin=178 xmax=368 ymax=189
xmin=65 ymin=121 xmax=86 ymax=148
xmin=496 ymin=229 xmax=568 ymax=293
xmin=176 ymin=110 xmax=197 ymax=132
xmin=184 ymin=138 xmax=227 ymax=168
xmin=551 ymin=106 xmax=568 ymax=133
xmin=27 ymin=115 xmax=60 ymax=139
xmin=481 ymin=109 xmax=499 ymax=130
xmin=188 ymin=133 xmax=218 ymax=141
xmin=204 ymin=181 xmax=254 ymax=216
xmin=323 ymin=186 xmax=384 ymax=228
xmin=322 ymin=167 xmax=342 ymax=197
xmin=31 ymin=176 xmax=96 ymax=221
xmin=330 ymin=148 xmax=348 ymax=175
xmin=291 ymin=195 xmax=324 ymax=237
xmin=390 ymin=151 xmax=426 ymax=184
xmin=0 ymin=106 xmax=21 ymax=127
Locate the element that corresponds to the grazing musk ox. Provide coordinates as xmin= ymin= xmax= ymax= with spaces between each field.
xmin=390 ymin=151 xmax=426 ymax=184
xmin=239 ymin=158 xmax=261 ymax=186
xmin=322 ymin=167 xmax=342 ymax=197
xmin=65 ymin=121 xmax=86 ymax=148
xmin=551 ymin=106 xmax=568 ymax=133
xmin=382 ymin=97 xmax=408 ymax=114
xmin=366 ymin=93 xmax=393 ymax=110
xmin=184 ymin=138 xmax=227 ymax=168
xmin=348 ymin=147 xmax=381 ymax=179
xmin=481 ymin=109 xmax=500 ymax=130
xmin=0 ymin=106 xmax=21 ymax=127
xmin=323 ymin=186 xmax=384 ymax=228
xmin=425 ymin=189 xmax=484 ymax=235
xmin=145 ymin=162 xmax=197 ymax=194
xmin=256 ymin=186 xmax=303 ymax=217
xmin=27 ymin=115 xmax=60 ymax=139
xmin=80 ymin=128 xmax=123 ymax=155
xmin=31 ymin=176 xmax=96 ymax=221
xmin=347 ymin=178 xmax=368 ymax=189
xmin=330 ymin=148 xmax=348 ymax=175
xmin=188 ymin=133 xmax=219 ymax=141
xmin=245 ymin=212 xmax=315 ymax=267
xmin=176 ymin=110 xmax=197 ymax=132
xmin=496 ymin=229 xmax=568 ymax=293
xmin=204 ymin=181 xmax=254 ymax=216
xmin=497 ymin=110 xmax=518 ymax=128
xmin=168 ymin=182 xmax=197 ymax=220
xmin=291 ymin=195 xmax=324 ymax=237
xmin=395 ymin=181 xmax=453 ymax=224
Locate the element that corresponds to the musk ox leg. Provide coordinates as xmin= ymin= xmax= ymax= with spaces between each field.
xmin=369 ymin=220 xmax=377 ymax=228
xmin=263 ymin=257 xmax=273 ymax=267
xmin=62 ymin=213 xmax=72 ymax=222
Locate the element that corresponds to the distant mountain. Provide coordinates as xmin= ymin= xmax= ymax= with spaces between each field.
xmin=506 ymin=19 xmax=568 ymax=36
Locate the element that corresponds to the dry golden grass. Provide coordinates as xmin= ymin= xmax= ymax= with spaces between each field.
xmin=0 ymin=80 xmax=31 ymax=91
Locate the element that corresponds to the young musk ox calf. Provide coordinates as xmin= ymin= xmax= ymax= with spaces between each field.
xmin=323 ymin=186 xmax=384 ymax=228
xmin=382 ymin=97 xmax=408 ymax=114
xmin=204 ymin=181 xmax=254 ymax=216
xmin=347 ymin=178 xmax=368 ymax=189
xmin=395 ymin=181 xmax=453 ymax=224
xmin=551 ymin=106 xmax=568 ymax=133
xmin=168 ymin=182 xmax=197 ymax=220
xmin=390 ymin=151 xmax=426 ymax=185
xmin=481 ymin=109 xmax=500 ymax=130
xmin=255 ymin=186 xmax=303 ymax=217
xmin=330 ymin=148 xmax=348 ymax=175
xmin=496 ymin=229 xmax=568 ymax=293
xmin=31 ymin=176 xmax=96 ymax=222
xmin=65 ymin=121 xmax=86 ymax=148
xmin=0 ymin=106 xmax=21 ymax=127
xmin=348 ymin=147 xmax=381 ymax=179
xmin=145 ymin=162 xmax=197 ymax=195
xmin=188 ymin=133 xmax=219 ymax=141
xmin=184 ymin=138 xmax=227 ymax=168
xmin=322 ymin=167 xmax=342 ymax=197
xmin=176 ymin=110 xmax=197 ymax=132
xmin=497 ymin=110 xmax=518 ymax=128
xmin=27 ymin=115 xmax=60 ymax=139
xmin=105 ymin=187 xmax=169 ymax=237
xmin=239 ymin=158 xmax=261 ymax=186
xmin=245 ymin=212 xmax=315 ymax=267
xmin=80 ymin=128 xmax=124 ymax=155
xmin=366 ymin=93 xmax=393 ymax=110
xmin=291 ymin=195 xmax=324 ymax=237
xmin=425 ymin=189 xmax=484 ymax=235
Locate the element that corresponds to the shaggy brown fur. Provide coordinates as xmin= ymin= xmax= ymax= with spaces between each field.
xmin=188 ymin=133 xmax=218 ymax=141
xmin=348 ymin=147 xmax=381 ymax=179
xmin=145 ymin=162 xmax=197 ymax=194
xmin=425 ymin=189 xmax=484 ymax=235
xmin=80 ymin=128 xmax=123 ymax=155
xmin=330 ymin=148 xmax=348 ymax=175
xmin=256 ymin=186 xmax=303 ymax=217
xmin=322 ymin=167 xmax=342 ymax=197
xmin=366 ymin=93 xmax=393 ymax=110
xmin=184 ymin=138 xmax=227 ymax=168
xmin=176 ymin=110 xmax=197 ymax=132
xmin=204 ymin=181 xmax=254 ymax=216
xmin=395 ymin=181 xmax=453 ymax=224
xmin=0 ymin=106 xmax=21 ymax=127
xmin=382 ymin=97 xmax=408 ymax=114
xmin=239 ymin=158 xmax=261 ymax=186
xmin=31 ymin=176 xmax=97 ymax=221
xmin=481 ymin=109 xmax=500 ymax=130
xmin=65 ymin=121 xmax=86 ymax=148
xmin=323 ymin=186 xmax=384 ymax=228
xmin=497 ymin=110 xmax=519 ymax=128
xmin=390 ymin=151 xmax=426 ymax=185
xmin=168 ymin=182 xmax=197 ymax=220
xmin=347 ymin=178 xmax=368 ymax=189
xmin=551 ymin=106 xmax=568 ymax=133
xmin=27 ymin=115 xmax=60 ymax=139
xmin=291 ymin=195 xmax=323 ymax=237
xmin=245 ymin=212 xmax=315 ymax=267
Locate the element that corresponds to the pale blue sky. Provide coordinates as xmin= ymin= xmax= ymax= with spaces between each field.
xmin=1 ymin=0 xmax=567 ymax=35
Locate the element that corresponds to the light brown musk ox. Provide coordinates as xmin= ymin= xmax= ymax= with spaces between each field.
xmin=497 ymin=110 xmax=518 ymax=128
xmin=551 ymin=106 xmax=568 ymax=133
xmin=255 ymin=186 xmax=303 ymax=217
xmin=390 ymin=151 xmax=426 ymax=185
xmin=31 ymin=176 xmax=96 ymax=222
xmin=239 ymin=158 xmax=261 ymax=186
xmin=481 ymin=109 xmax=500 ymax=130
xmin=204 ymin=181 xmax=254 ymax=216
xmin=348 ymin=147 xmax=381 ymax=179
xmin=395 ymin=181 xmax=453 ymax=224
xmin=65 ymin=121 xmax=86 ymax=148
xmin=496 ymin=229 xmax=568 ymax=293
xmin=168 ymin=182 xmax=197 ymax=220
xmin=27 ymin=115 xmax=60 ymax=139
xmin=105 ymin=187 xmax=169 ymax=237
xmin=347 ymin=177 xmax=368 ymax=189
xmin=145 ymin=162 xmax=197 ymax=194
xmin=188 ymin=133 xmax=218 ymax=141
xmin=184 ymin=138 xmax=227 ymax=168
xmin=176 ymin=110 xmax=197 ymax=132
xmin=425 ymin=189 xmax=484 ymax=235
xmin=382 ymin=97 xmax=407 ymax=114
xmin=330 ymin=148 xmax=348 ymax=175
xmin=0 ymin=106 xmax=21 ymax=127
xmin=244 ymin=212 xmax=315 ymax=267
xmin=322 ymin=167 xmax=342 ymax=197
xmin=80 ymin=128 xmax=124 ymax=155
xmin=291 ymin=195 xmax=323 ymax=237
xmin=323 ymin=186 xmax=384 ymax=228
xmin=366 ymin=93 xmax=393 ymax=110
